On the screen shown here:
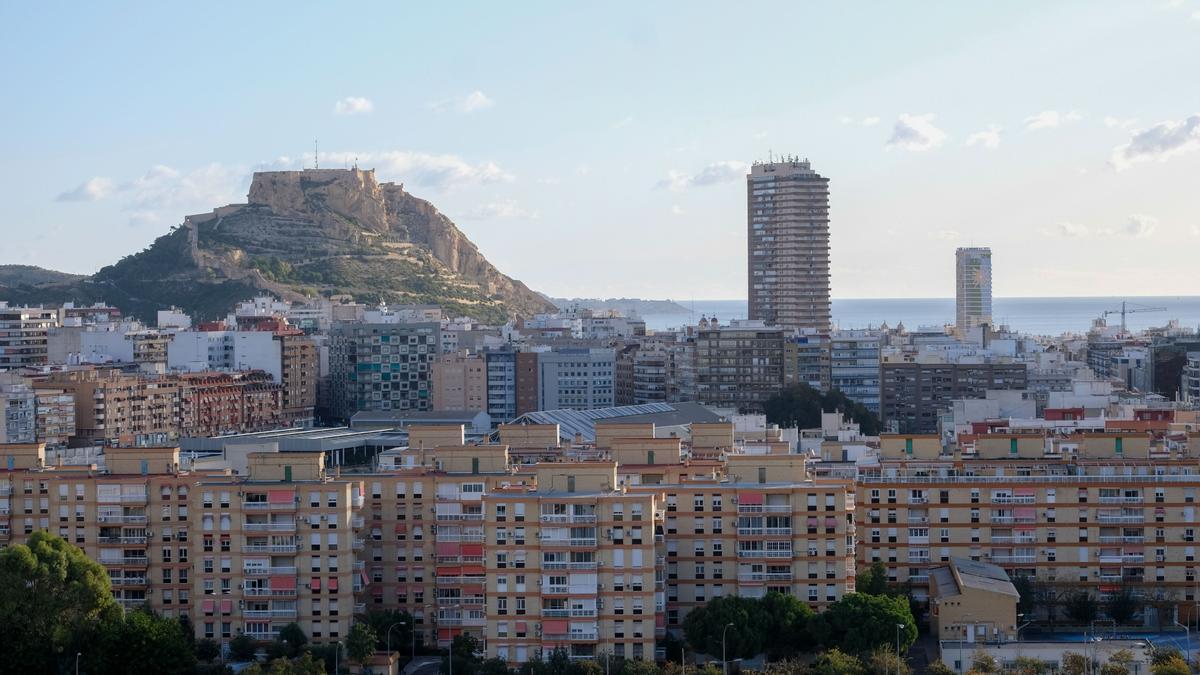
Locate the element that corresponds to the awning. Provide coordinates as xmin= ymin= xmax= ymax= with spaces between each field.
xmin=395 ymin=523 xmax=408 ymax=534
xmin=738 ymin=492 xmax=765 ymax=505
xmin=1014 ymin=508 xmax=1036 ymax=519
xmin=372 ymin=587 xmax=384 ymax=597
xmin=310 ymin=578 xmax=322 ymax=591
xmin=515 ymin=622 xmax=528 ymax=633
xmin=1013 ymin=488 xmax=1036 ymax=497
xmin=462 ymin=565 xmax=485 ymax=576
xmin=806 ymin=517 xmax=818 ymax=527
xmin=438 ymin=628 xmax=455 ymax=640
xmin=437 ymin=566 xmax=462 ymax=577
xmin=328 ymin=577 xmax=339 ymax=591
xmin=271 ymin=575 xmax=297 ymax=590
xmin=436 ymin=542 xmax=460 ymax=556
xmin=824 ymin=517 xmax=837 ymax=528
xmin=542 ymin=619 xmax=569 ymax=633
xmin=268 ymin=490 xmax=295 ymax=504
xmin=219 ymin=600 xmax=233 ymax=614
xmin=462 ymin=544 xmax=484 ymax=557
xmin=202 ymin=599 xmax=215 ymax=614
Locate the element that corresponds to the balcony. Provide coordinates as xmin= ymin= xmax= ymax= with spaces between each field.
xmin=539 ymin=514 xmax=598 ymax=524
xmin=243 ymin=631 xmax=279 ymax=641
xmin=737 ymin=527 xmax=793 ymax=537
xmin=737 ymin=505 xmax=792 ymax=514
xmin=352 ymin=538 xmax=365 ymax=550
xmin=736 ymin=549 xmax=793 ymax=559
xmin=111 ymin=577 xmax=148 ymax=586
xmin=97 ymin=515 xmax=147 ymax=524
xmin=244 ymin=588 xmax=297 ymax=597
xmin=991 ymin=555 xmax=1036 ymax=564
xmin=436 ymin=513 xmax=485 ymax=522
xmin=242 ymin=544 xmax=300 ymax=554
xmin=242 ymin=502 xmax=296 ymax=511
xmin=98 ymin=536 xmax=148 ymax=545
xmin=119 ymin=556 xmax=149 ymax=566
xmin=908 ymin=497 xmax=929 ymax=505
xmin=1099 ymin=536 xmax=1144 ymax=544
xmin=351 ymin=516 xmax=365 ymax=528
xmin=991 ymin=536 xmax=1036 ymax=545
xmin=244 ymin=566 xmax=298 ymax=576
xmin=243 ymin=522 xmax=297 ymax=532
xmin=990 ymin=516 xmax=1037 ymax=525
xmin=539 ymin=537 xmax=597 ymax=547
xmin=435 ymin=533 xmax=485 ymax=543
xmin=244 ymin=609 xmax=299 ymax=619
xmin=738 ymin=572 xmax=793 ymax=582
xmin=543 ymin=632 xmax=598 ymax=642
xmin=991 ymin=496 xmax=1036 ymax=504
xmin=1097 ymin=514 xmax=1144 ymax=524
xmin=98 ymin=493 xmax=148 ymax=504
xmin=1099 ymin=554 xmax=1145 ymax=564
xmin=1099 ymin=496 xmax=1143 ymax=504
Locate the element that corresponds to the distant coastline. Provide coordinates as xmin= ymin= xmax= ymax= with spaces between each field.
xmin=549 ymin=297 xmax=692 ymax=316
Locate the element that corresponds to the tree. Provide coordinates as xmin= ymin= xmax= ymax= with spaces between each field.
xmin=865 ymin=646 xmax=909 ymax=675
xmin=362 ymin=609 xmax=415 ymax=652
xmin=818 ymin=593 xmax=917 ymax=656
xmin=1151 ymin=656 xmax=1191 ymax=675
xmin=621 ymin=661 xmax=660 ymax=675
xmin=1105 ymin=590 xmax=1140 ymax=625
xmin=278 ymin=622 xmax=309 ymax=657
xmin=968 ymin=651 xmax=997 ymax=673
xmin=347 ymin=621 xmax=379 ymax=666
xmin=197 ymin=638 xmax=222 ymax=662
xmin=811 ymin=648 xmax=866 ymax=675
xmin=481 ymin=658 xmax=513 ymax=675
xmin=682 ymin=596 xmax=767 ymax=659
xmin=857 ymin=561 xmax=890 ymax=597
xmin=763 ymin=384 xmax=880 ymax=434
xmin=1061 ymin=652 xmax=1088 ymax=675
xmin=1007 ymin=656 xmax=1049 ymax=675
xmin=243 ymin=654 xmax=327 ymax=675
xmin=1064 ymin=593 xmax=1098 ymax=625
xmin=0 ymin=531 xmax=120 ymax=674
xmin=230 ymin=633 xmax=259 ymax=661
xmin=569 ymin=660 xmax=603 ymax=675
xmin=1011 ymin=575 xmax=1037 ymax=619
xmin=759 ymin=591 xmax=816 ymax=656
xmin=1101 ymin=649 xmax=1135 ymax=675
xmin=85 ymin=608 xmax=197 ymax=675
xmin=926 ymin=662 xmax=956 ymax=675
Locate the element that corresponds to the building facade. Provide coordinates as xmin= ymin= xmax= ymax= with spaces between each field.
xmin=0 ymin=304 xmax=58 ymax=368
xmin=432 ymin=351 xmax=488 ymax=412
xmin=326 ymin=323 xmax=441 ymax=422
xmin=536 ymin=349 xmax=615 ymax=411
xmin=880 ymin=362 xmax=1029 ymax=434
xmin=955 ymin=247 xmax=993 ymax=333
xmin=746 ymin=159 xmax=832 ymax=333
xmin=695 ymin=322 xmax=785 ymax=413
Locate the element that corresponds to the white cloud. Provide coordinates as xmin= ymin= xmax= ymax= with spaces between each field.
xmin=1191 ymin=225 xmax=1200 ymax=237
xmin=1193 ymin=8 xmax=1200 ymax=19
xmin=1046 ymin=221 xmax=1091 ymax=238
xmin=1044 ymin=215 xmax=1159 ymax=239
xmin=656 ymin=160 xmax=748 ymax=191
xmin=886 ymin=114 xmax=948 ymax=151
xmin=318 ymin=151 xmax=513 ymax=189
xmin=461 ymin=199 xmax=538 ymax=220
xmin=929 ymin=229 xmax=960 ymax=241
xmin=1104 ymin=116 xmax=1139 ymax=130
xmin=334 ymin=96 xmax=374 ymax=115
xmin=430 ymin=90 xmax=496 ymax=114
xmin=1109 ymin=114 xmax=1200 ymax=170
xmin=1023 ymin=109 xmax=1082 ymax=130
xmin=752 ymin=131 xmax=768 ymax=140
xmin=670 ymin=205 xmax=684 ymax=216
xmin=840 ymin=115 xmax=880 ymax=127
xmin=965 ymin=125 xmax=1003 ymax=150
xmin=1118 ymin=214 xmax=1158 ymax=238
xmin=55 ymin=177 xmax=115 ymax=202
xmin=611 ymin=115 xmax=634 ymax=129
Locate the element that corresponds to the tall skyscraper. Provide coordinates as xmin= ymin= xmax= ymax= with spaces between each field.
xmin=955 ymin=246 xmax=993 ymax=331
xmin=747 ymin=158 xmax=831 ymax=332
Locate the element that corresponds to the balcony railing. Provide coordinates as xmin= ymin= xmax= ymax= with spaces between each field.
xmin=244 ymin=609 xmax=298 ymax=619
xmin=991 ymin=496 xmax=1036 ymax=504
xmin=242 ymin=502 xmax=296 ymax=511
xmin=991 ymin=555 xmax=1036 ymax=564
xmin=244 ymin=588 xmax=297 ymax=597
xmin=990 ymin=536 xmax=1036 ymax=544
xmin=1099 ymin=496 xmax=1144 ymax=504
xmin=435 ymin=533 xmax=485 ymax=543
xmin=539 ymin=514 xmax=598 ymax=524
xmin=98 ymin=494 xmax=148 ymax=504
xmin=736 ymin=549 xmax=793 ymax=559
xmin=244 ymin=566 xmax=298 ymax=576
xmin=436 ymin=513 xmax=485 ymax=522
xmin=539 ymin=537 xmax=597 ymax=547
xmin=1099 ymin=536 xmax=1144 ymax=544
xmin=242 ymin=544 xmax=300 ymax=554
xmin=541 ymin=561 xmax=598 ymax=571
xmin=737 ymin=505 xmax=792 ymax=514
xmin=97 ymin=515 xmax=148 ymax=524
xmin=98 ymin=536 xmax=148 ymax=545
xmin=243 ymin=522 xmax=297 ymax=532
xmin=111 ymin=577 xmax=148 ymax=586
xmin=543 ymin=632 xmax=598 ymax=642
xmin=738 ymin=572 xmax=793 ymax=582
xmin=1097 ymin=514 xmax=1144 ymax=524
xmin=119 ymin=556 xmax=149 ymax=566
xmin=990 ymin=516 xmax=1037 ymax=524
xmin=737 ymin=527 xmax=793 ymax=537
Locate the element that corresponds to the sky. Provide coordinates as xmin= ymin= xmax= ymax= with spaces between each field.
xmin=1 ymin=1 xmax=1199 ymax=301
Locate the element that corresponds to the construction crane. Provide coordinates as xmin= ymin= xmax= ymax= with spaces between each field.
xmin=1102 ymin=301 xmax=1166 ymax=334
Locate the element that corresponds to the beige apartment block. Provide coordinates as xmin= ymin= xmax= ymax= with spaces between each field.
xmin=432 ymin=351 xmax=488 ymax=412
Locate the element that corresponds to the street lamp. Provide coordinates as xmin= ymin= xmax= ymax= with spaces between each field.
xmin=721 ymin=623 xmax=734 ymax=675
xmin=75 ymin=652 xmax=81 ymax=675
xmin=1015 ymin=613 xmax=1032 ymax=643
xmin=1174 ymin=614 xmax=1191 ymax=667
xmin=895 ymin=624 xmax=905 ymax=675
xmin=334 ymin=641 xmax=343 ymax=675
xmin=387 ymin=622 xmax=406 ymax=659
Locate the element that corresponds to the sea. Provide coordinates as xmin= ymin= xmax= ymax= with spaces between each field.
xmin=637 ymin=297 xmax=1200 ymax=336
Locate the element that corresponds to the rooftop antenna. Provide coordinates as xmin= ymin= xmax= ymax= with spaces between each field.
xmin=314 ymin=140 xmax=319 ymax=169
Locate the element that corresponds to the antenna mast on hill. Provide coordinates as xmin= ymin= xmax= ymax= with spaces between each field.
xmin=314 ymin=140 xmax=319 ymax=169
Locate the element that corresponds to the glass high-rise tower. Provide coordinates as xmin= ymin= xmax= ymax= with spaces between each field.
xmin=955 ymin=247 xmax=993 ymax=332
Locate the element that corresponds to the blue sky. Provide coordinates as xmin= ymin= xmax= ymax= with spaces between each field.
xmin=2 ymin=1 xmax=1199 ymax=300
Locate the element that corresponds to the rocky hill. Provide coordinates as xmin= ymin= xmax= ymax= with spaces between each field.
xmin=2 ymin=168 xmax=555 ymax=323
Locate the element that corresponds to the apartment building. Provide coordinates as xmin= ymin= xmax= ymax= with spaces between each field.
xmin=829 ymin=331 xmax=881 ymax=413
xmin=955 ymin=247 xmax=993 ymax=333
xmin=746 ymin=159 xmax=832 ymax=333
xmin=0 ymin=303 xmax=58 ymax=368
xmin=432 ymin=351 xmax=487 ymax=412
xmin=695 ymin=322 xmax=785 ymax=413
xmin=326 ymin=323 xmax=441 ymax=421
xmin=43 ymin=368 xmax=180 ymax=446
xmin=537 ymin=348 xmax=615 ymax=411
xmin=176 ymin=372 xmax=286 ymax=438
xmin=879 ymin=361 xmax=1029 ymax=434
xmin=785 ymin=334 xmax=831 ymax=391
xmin=32 ymin=385 xmax=75 ymax=448
xmin=852 ymin=431 xmax=1200 ymax=620
xmin=0 ymin=373 xmax=36 ymax=444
